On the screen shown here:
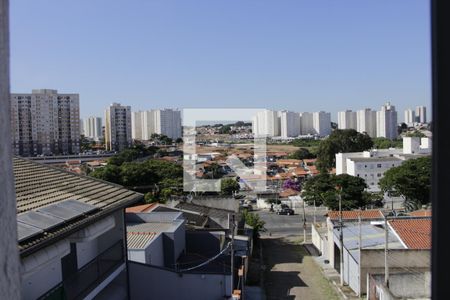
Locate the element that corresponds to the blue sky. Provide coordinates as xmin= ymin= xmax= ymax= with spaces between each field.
xmin=10 ymin=0 xmax=431 ymax=121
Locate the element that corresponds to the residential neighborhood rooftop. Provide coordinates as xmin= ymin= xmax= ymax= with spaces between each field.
xmin=14 ymin=157 xmax=143 ymax=255
xmin=327 ymin=210 xmax=384 ymax=221
xmin=389 ymin=218 xmax=431 ymax=250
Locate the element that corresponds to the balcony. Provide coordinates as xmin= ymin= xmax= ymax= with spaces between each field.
xmin=40 ymin=240 xmax=125 ymax=300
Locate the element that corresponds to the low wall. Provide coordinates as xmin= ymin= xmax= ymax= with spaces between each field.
xmin=129 ymin=262 xmax=231 ymax=300
xmin=360 ymin=249 xmax=430 ymax=295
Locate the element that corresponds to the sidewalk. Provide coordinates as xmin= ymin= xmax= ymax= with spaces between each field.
xmin=312 ymin=255 xmax=361 ymax=300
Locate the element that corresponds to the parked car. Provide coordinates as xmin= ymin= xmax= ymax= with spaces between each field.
xmin=274 ymin=204 xmax=294 ymax=215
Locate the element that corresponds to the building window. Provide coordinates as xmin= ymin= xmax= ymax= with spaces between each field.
xmin=377 ymin=164 xmax=382 ymax=168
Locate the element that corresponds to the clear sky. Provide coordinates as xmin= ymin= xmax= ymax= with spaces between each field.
xmin=10 ymin=0 xmax=431 ymax=122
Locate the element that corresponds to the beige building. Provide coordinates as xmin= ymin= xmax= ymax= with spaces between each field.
xmin=11 ymin=89 xmax=80 ymax=156
xmin=105 ymin=103 xmax=132 ymax=151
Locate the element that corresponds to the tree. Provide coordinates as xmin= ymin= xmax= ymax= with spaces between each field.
xmin=379 ymin=156 xmax=431 ymax=211
xmin=221 ymin=178 xmax=240 ymax=195
xmin=301 ymin=173 xmax=336 ymax=207
xmin=282 ymin=178 xmax=301 ymax=191
xmin=372 ymin=137 xmax=402 ymax=149
xmin=175 ymin=137 xmax=183 ymax=144
xmin=289 ymin=148 xmax=316 ymax=160
xmin=90 ymin=165 xmax=122 ymax=184
xmin=242 ymin=210 xmax=266 ymax=239
xmin=405 ymin=130 xmax=426 ymax=138
xmin=302 ymin=173 xmax=369 ymax=210
xmin=316 ymin=129 xmax=373 ymax=172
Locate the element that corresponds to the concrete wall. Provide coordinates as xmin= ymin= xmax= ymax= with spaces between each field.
xmin=360 ymin=249 xmax=430 ymax=295
xmin=128 ymin=234 xmax=164 ymax=267
xmin=129 ymin=261 xmax=231 ymax=300
xmin=0 ymin=0 xmax=21 ymax=297
xmin=342 ymin=248 xmax=360 ymax=295
xmin=369 ymin=272 xmax=430 ymax=299
xmin=311 ymin=223 xmax=327 ymax=257
xmin=21 ymin=240 xmax=70 ymax=300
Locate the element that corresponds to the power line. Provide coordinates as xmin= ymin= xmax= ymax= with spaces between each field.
xmin=178 ymin=242 xmax=231 ymax=272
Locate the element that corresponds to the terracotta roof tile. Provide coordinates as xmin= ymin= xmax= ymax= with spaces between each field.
xmin=327 ymin=210 xmax=384 ymax=220
xmin=126 ymin=203 xmax=157 ymax=213
xmin=389 ymin=219 xmax=431 ymax=249
xmin=279 ymin=189 xmax=300 ymax=198
xmin=409 ymin=210 xmax=432 ymax=217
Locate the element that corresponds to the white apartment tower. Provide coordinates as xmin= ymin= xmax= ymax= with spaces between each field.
xmin=105 ymin=103 xmax=132 ymax=151
xmin=83 ymin=117 xmax=102 ymax=141
xmin=132 ymin=109 xmax=182 ymax=140
xmin=10 ymin=89 xmax=80 ymax=156
xmin=157 ymin=109 xmax=182 ymax=139
xmin=131 ymin=111 xmax=143 ymax=140
xmin=415 ymin=106 xmax=427 ymax=123
xmin=312 ymin=111 xmax=331 ymax=137
xmin=280 ymin=111 xmax=300 ymax=138
xmin=252 ymin=110 xmax=280 ymax=137
xmin=356 ymin=108 xmax=377 ymax=137
xmin=299 ymin=112 xmax=314 ymax=135
xmin=404 ymin=109 xmax=416 ymax=125
xmin=337 ymin=110 xmax=357 ymax=130
xmin=376 ymin=102 xmax=398 ymax=140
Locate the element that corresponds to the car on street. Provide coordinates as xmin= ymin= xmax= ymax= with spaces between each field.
xmin=274 ymin=204 xmax=295 ymax=215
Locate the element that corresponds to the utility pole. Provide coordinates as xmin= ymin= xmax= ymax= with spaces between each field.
xmin=230 ymin=214 xmax=235 ymax=295
xmin=337 ymin=185 xmax=344 ymax=286
xmin=313 ymin=198 xmax=316 ymax=224
xmin=358 ymin=210 xmax=362 ymax=252
xmin=384 ymin=214 xmax=390 ymax=287
xmin=302 ymin=199 xmax=306 ymax=243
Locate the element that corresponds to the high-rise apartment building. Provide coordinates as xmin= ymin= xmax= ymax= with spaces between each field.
xmin=132 ymin=109 xmax=182 ymax=140
xmin=299 ymin=112 xmax=314 ymax=135
xmin=280 ymin=111 xmax=300 ymax=138
xmin=105 ymin=103 xmax=132 ymax=151
xmin=10 ymin=89 xmax=80 ymax=156
xmin=252 ymin=110 xmax=280 ymax=137
xmin=157 ymin=109 xmax=182 ymax=140
xmin=415 ymin=106 xmax=427 ymax=123
xmin=312 ymin=111 xmax=331 ymax=137
xmin=376 ymin=102 xmax=398 ymax=140
xmin=131 ymin=111 xmax=143 ymax=140
xmin=356 ymin=108 xmax=377 ymax=137
xmin=404 ymin=109 xmax=416 ymax=125
xmin=337 ymin=110 xmax=357 ymax=130
xmin=83 ymin=117 xmax=102 ymax=141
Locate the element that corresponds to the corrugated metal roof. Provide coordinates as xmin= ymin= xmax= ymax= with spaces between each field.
xmin=13 ymin=157 xmax=143 ymax=255
xmin=127 ymin=221 xmax=182 ymax=234
xmin=127 ymin=232 xmax=158 ymax=249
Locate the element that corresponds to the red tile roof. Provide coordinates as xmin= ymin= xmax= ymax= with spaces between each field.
xmin=279 ymin=188 xmax=300 ymax=198
xmin=327 ymin=210 xmax=384 ymax=220
xmin=409 ymin=210 xmax=432 ymax=217
xmin=126 ymin=203 xmax=157 ymax=213
xmin=291 ymin=167 xmax=308 ymax=176
xmin=389 ymin=219 xmax=431 ymax=249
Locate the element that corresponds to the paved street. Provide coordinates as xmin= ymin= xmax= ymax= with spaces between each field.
xmin=257 ymin=206 xmax=328 ymax=241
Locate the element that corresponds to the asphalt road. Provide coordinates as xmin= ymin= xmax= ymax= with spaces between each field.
xmin=257 ymin=206 xmax=328 ymax=240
